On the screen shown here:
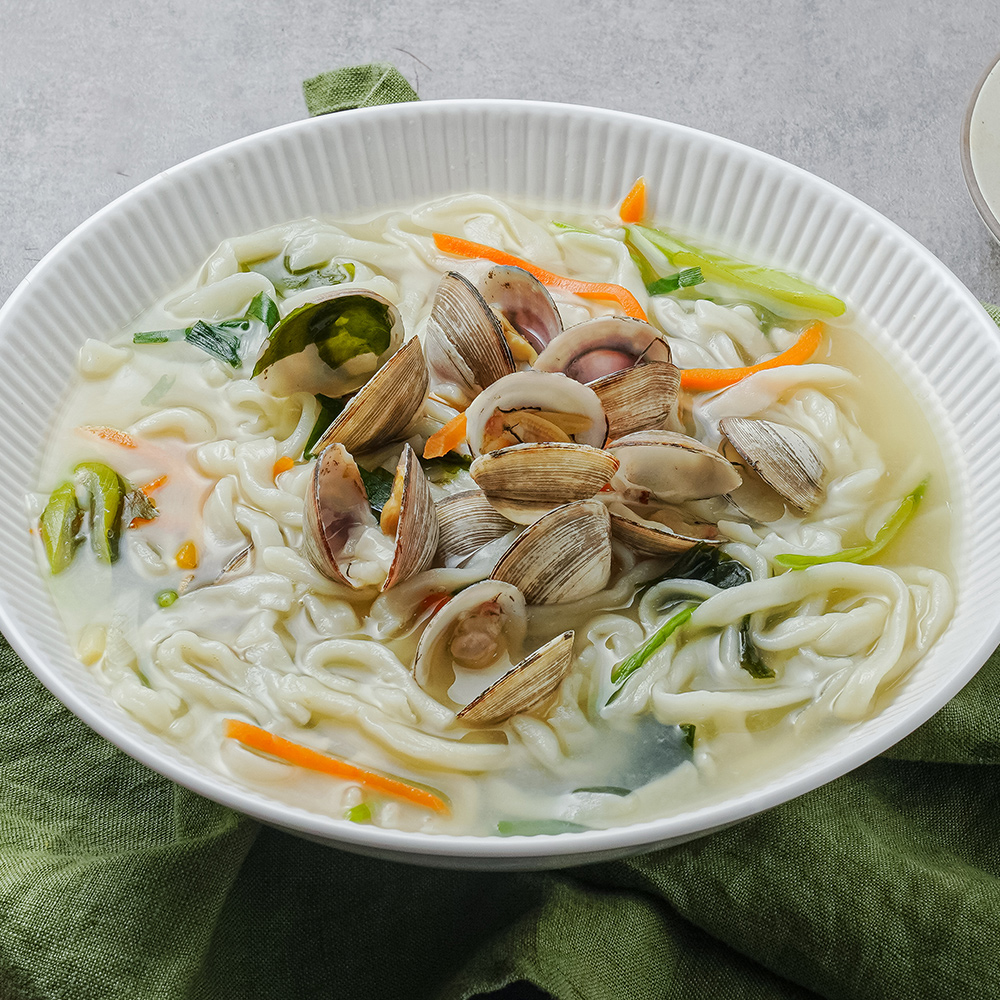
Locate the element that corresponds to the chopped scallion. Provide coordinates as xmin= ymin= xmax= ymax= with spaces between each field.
xmin=607 ymin=603 xmax=696 ymax=703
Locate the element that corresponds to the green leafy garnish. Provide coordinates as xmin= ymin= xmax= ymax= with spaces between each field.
xmin=185 ymin=319 xmax=244 ymax=367
xmin=303 ymin=395 xmax=347 ymax=459
xmin=140 ymin=374 xmax=175 ymax=406
xmin=497 ymin=820 xmax=591 ymax=836
xmin=666 ymin=544 xmax=752 ymax=590
xmin=419 ymin=453 xmax=473 ymax=484
xmin=39 ymin=481 xmax=83 ymax=574
xmin=74 ymin=462 xmax=125 ymax=564
xmin=345 ymin=802 xmax=372 ymax=824
xmin=244 ymin=291 xmax=281 ymax=330
xmin=252 ymin=294 xmax=393 ymax=379
xmin=631 ymin=224 xmax=846 ymax=318
xmin=357 ymin=466 xmax=396 ymax=515
xmin=739 ymin=617 xmax=775 ymax=679
xmin=133 ymin=328 xmax=184 ymax=344
xmin=774 ymin=478 xmax=928 ymax=570
xmin=607 ymin=604 xmax=695 ymax=703
xmin=646 ymin=267 xmax=704 ymax=296
xmin=572 ymin=786 xmax=632 ymax=797
xmin=681 ymin=724 xmax=696 ymax=749
xmin=242 ymin=253 xmax=354 ymax=297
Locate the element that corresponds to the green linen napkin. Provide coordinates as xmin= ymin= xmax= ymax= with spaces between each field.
xmin=3 ymin=64 xmax=1000 ymax=1000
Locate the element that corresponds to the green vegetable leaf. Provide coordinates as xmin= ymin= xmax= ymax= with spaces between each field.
xmin=74 ymin=462 xmax=125 ymax=564
xmin=345 ymin=802 xmax=372 ymax=824
xmin=631 ymin=224 xmax=846 ymax=318
xmin=245 ymin=291 xmax=280 ymax=330
xmin=607 ymin=604 xmax=695 ymax=702
xmin=419 ymin=453 xmax=473 ymax=484
xmin=681 ymin=723 xmax=696 ymax=749
xmin=303 ymin=395 xmax=347 ymax=460
xmin=739 ymin=616 xmax=775 ymax=679
xmin=39 ymin=481 xmax=83 ymax=574
xmin=357 ymin=465 xmax=396 ymax=516
xmin=572 ymin=786 xmax=632 ymax=797
xmin=774 ymin=478 xmax=928 ymax=570
xmin=184 ymin=319 xmax=244 ymax=367
xmin=497 ymin=820 xmax=591 ymax=836
xmin=647 ymin=267 xmax=704 ymax=296
xmin=252 ymin=294 xmax=393 ymax=379
xmin=133 ymin=328 xmax=185 ymax=344
xmin=243 ymin=253 xmax=354 ymax=298
xmin=666 ymin=544 xmax=752 ymax=590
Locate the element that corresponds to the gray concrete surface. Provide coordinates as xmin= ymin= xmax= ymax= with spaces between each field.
xmin=3 ymin=1 xmax=1000 ymax=306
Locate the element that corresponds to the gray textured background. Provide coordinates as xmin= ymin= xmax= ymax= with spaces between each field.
xmin=3 ymin=1 xmax=1000 ymax=306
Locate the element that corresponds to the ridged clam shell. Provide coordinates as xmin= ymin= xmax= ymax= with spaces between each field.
xmin=382 ymin=444 xmax=440 ymax=591
xmin=477 ymin=265 xmax=564 ymax=353
xmin=608 ymin=503 xmax=723 ymax=556
xmin=315 ymin=336 xmax=428 ymax=455
xmin=533 ymin=316 xmax=672 ymax=382
xmin=490 ymin=499 xmax=612 ymax=604
xmin=458 ymin=630 xmax=575 ymax=726
xmin=424 ymin=271 xmax=516 ymax=406
xmin=608 ymin=430 xmax=742 ymax=503
xmin=435 ymin=489 xmax=517 ymax=563
xmin=465 ymin=370 xmax=609 ymax=457
xmin=590 ymin=361 xmax=681 ymax=439
xmin=719 ymin=416 xmax=824 ymax=513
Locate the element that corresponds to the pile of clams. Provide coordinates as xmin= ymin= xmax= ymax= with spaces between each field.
xmin=257 ymin=264 xmax=827 ymax=728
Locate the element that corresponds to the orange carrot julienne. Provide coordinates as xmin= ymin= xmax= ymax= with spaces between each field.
xmin=224 ymin=718 xmax=450 ymax=814
xmin=619 ymin=177 xmax=647 ymax=224
xmin=422 ymin=411 xmax=467 ymax=459
xmin=140 ymin=475 xmax=168 ymax=495
xmin=273 ymin=456 xmax=294 ymax=479
xmin=79 ymin=425 xmax=137 ymax=448
xmin=433 ymin=233 xmax=647 ymax=321
xmin=680 ymin=322 xmax=824 ymax=393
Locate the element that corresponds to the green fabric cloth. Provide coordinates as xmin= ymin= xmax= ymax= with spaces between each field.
xmin=5 ymin=66 xmax=1000 ymax=999
xmin=302 ymin=63 xmax=418 ymax=116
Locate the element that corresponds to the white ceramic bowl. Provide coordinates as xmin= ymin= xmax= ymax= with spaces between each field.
xmin=2 ymin=100 xmax=998 ymax=870
xmin=963 ymin=49 xmax=1000 ymax=245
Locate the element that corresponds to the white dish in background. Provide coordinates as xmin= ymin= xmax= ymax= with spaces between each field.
xmin=1 ymin=100 xmax=998 ymax=869
xmin=964 ymin=50 xmax=1000 ymax=244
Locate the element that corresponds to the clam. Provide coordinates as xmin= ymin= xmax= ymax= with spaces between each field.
xmin=435 ymin=489 xmax=517 ymax=564
xmin=458 ymin=630 xmax=575 ymax=726
xmin=608 ymin=430 xmax=742 ymax=504
xmin=719 ymin=417 xmax=825 ymax=514
xmin=314 ymin=336 xmax=428 ymax=455
xmin=464 ymin=370 xmax=609 ymax=457
xmin=608 ymin=501 xmax=723 ymax=557
xmin=254 ymin=288 xmax=404 ymax=398
xmin=470 ymin=442 xmax=619 ymax=525
xmin=412 ymin=580 xmax=528 ymax=701
xmin=477 ymin=265 xmax=564 ymax=355
xmin=490 ymin=499 xmax=612 ymax=604
xmin=590 ymin=361 xmax=681 ymax=439
xmin=303 ymin=442 xmax=437 ymax=591
xmin=423 ymin=272 xmax=516 ymax=407
xmin=533 ymin=316 xmax=672 ymax=382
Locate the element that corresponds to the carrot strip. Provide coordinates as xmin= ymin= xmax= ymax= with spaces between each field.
xmin=422 ymin=411 xmax=467 ymax=459
xmin=433 ymin=233 xmax=647 ymax=321
xmin=680 ymin=322 xmax=824 ymax=393
xmin=140 ymin=475 xmax=168 ymax=495
xmin=619 ymin=177 xmax=646 ymax=224
xmin=224 ymin=718 xmax=450 ymax=814
xmin=129 ymin=517 xmax=156 ymax=529
xmin=272 ymin=456 xmax=294 ymax=479
xmin=79 ymin=425 xmax=137 ymax=448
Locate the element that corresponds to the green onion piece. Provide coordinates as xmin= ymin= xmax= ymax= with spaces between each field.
xmin=303 ymin=395 xmax=347 ymax=459
xmin=156 ymin=589 xmax=179 ymax=608
xmin=140 ymin=375 xmax=175 ymax=406
xmin=245 ymin=291 xmax=280 ymax=330
xmin=242 ymin=253 xmax=354 ymax=297
xmin=419 ymin=453 xmax=473 ymax=484
xmin=572 ymin=786 xmax=632 ymax=797
xmin=681 ymin=724 xmax=696 ymax=749
xmin=73 ymin=462 xmax=125 ymax=564
xmin=551 ymin=221 xmax=600 ymax=235
xmin=631 ymin=224 xmax=846 ymax=318
xmin=609 ymin=604 xmax=696 ymax=690
xmin=133 ymin=328 xmax=185 ymax=344
xmin=358 ymin=466 xmax=396 ymax=515
xmin=184 ymin=320 xmax=243 ymax=367
xmin=647 ymin=267 xmax=704 ymax=296
xmin=497 ymin=819 xmax=591 ymax=836
xmin=774 ymin=478 xmax=928 ymax=570
xmin=39 ymin=481 xmax=83 ymax=574
xmin=345 ymin=802 xmax=372 ymax=824
xmin=739 ymin=617 xmax=775 ymax=679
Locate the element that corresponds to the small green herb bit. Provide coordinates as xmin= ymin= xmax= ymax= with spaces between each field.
xmin=243 ymin=253 xmax=354 ymax=297
xmin=244 ymin=291 xmax=280 ymax=330
xmin=497 ymin=819 xmax=591 ymax=836
xmin=303 ymin=395 xmax=347 ymax=459
xmin=357 ymin=465 xmax=396 ymax=515
xmin=606 ymin=604 xmax=696 ymax=705
xmin=345 ymin=802 xmax=372 ymax=824
xmin=774 ymin=478 xmax=929 ymax=570
xmin=74 ymin=462 xmax=125 ymax=564
xmin=133 ymin=328 xmax=185 ymax=345
xmin=739 ymin=617 xmax=775 ymax=679
xmin=39 ymin=481 xmax=83 ymax=573
xmin=646 ymin=267 xmax=704 ymax=296
xmin=184 ymin=319 xmax=245 ymax=367
xmin=156 ymin=589 xmax=179 ymax=608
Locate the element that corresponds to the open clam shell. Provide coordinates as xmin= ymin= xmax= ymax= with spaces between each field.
xmin=470 ymin=442 xmax=619 ymax=525
xmin=424 ymin=271 xmax=516 ymax=407
xmin=465 ymin=370 xmax=609 ymax=457
xmin=457 ymin=630 xmax=575 ymax=726
xmin=608 ymin=501 xmax=723 ymax=556
xmin=477 ymin=265 xmax=564 ymax=354
xmin=719 ymin=416 xmax=825 ymax=514
xmin=315 ymin=336 xmax=428 ymax=455
xmin=490 ymin=499 xmax=612 ymax=604
xmin=608 ymin=430 xmax=742 ymax=503
xmin=533 ymin=316 xmax=672 ymax=382
xmin=590 ymin=361 xmax=681 ymax=439
xmin=381 ymin=444 xmax=440 ymax=591
xmin=435 ymin=489 xmax=517 ymax=564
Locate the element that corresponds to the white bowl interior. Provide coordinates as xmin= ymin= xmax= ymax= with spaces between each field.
xmin=2 ymin=100 xmax=999 ymax=868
